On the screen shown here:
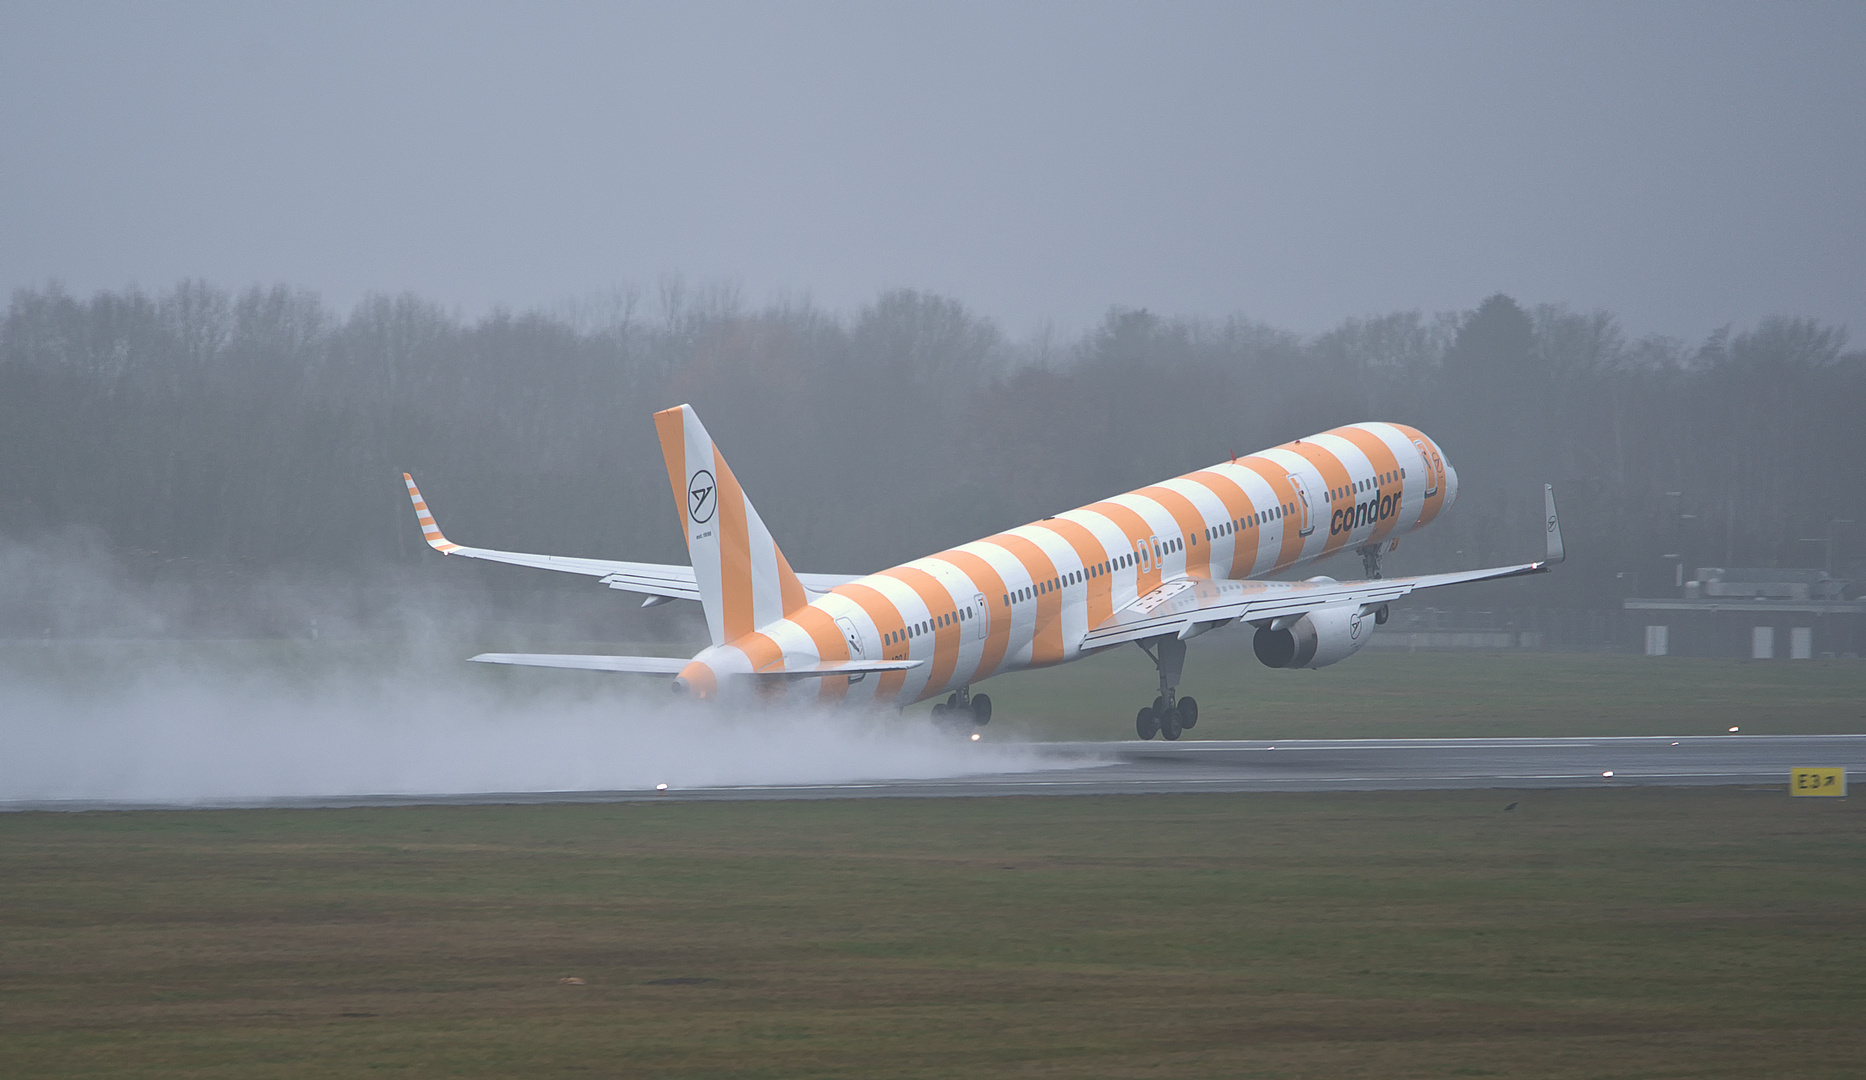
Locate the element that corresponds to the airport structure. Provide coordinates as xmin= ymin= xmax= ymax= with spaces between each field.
xmin=1626 ymin=568 xmax=1866 ymax=659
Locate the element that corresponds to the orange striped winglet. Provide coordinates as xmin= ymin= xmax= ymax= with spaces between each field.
xmin=402 ymin=473 xmax=461 ymax=553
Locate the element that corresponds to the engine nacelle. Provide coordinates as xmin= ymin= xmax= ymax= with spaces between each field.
xmin=1252 ymin=604 xmax=1375 ymax=669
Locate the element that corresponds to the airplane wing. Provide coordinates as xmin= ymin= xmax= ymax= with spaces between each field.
xmin=403 ymin=474 xmax=859 ymax=603
xmin=1081 ymin=484 xmax=1565 ymax=651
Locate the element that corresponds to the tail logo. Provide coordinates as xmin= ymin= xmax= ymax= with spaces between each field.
xmin=688 ymin=470 xmax=717 ymax=523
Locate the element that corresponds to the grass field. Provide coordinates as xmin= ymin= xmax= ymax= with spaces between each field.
xmin=978 ymin=648 xmax=1866 ymax=741
xmin=4 ymin=788 xmax=1864 ymax=1078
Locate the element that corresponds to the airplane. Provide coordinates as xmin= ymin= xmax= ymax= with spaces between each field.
xmin=403 ymin=405 xmax=1563 ymax=739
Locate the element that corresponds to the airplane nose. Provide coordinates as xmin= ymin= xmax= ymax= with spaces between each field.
xmin=1442 ymin=462 xmax=1459 ymax=509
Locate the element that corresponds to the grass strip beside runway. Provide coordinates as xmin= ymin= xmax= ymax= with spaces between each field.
xmin=981 ymin=649 xmax=1866 ymax=740
xmin=4 ymin=788 xmax=1863 ymax=1078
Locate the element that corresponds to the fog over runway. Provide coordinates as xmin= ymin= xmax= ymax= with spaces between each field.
xmin=9 ymin=734 xmax=1861 ymax=812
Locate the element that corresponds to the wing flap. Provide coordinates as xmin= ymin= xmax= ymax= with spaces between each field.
xmin=1080 ymin=576 xmax=1413 ymax=650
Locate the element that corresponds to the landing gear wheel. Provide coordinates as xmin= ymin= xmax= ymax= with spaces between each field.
xmin=1374 ymin=603 xmax=1390 ymax=625
xmin=1177 ymin=696 xmax=1198 ymax=730
xmin=1158 ymin=705 xmax=1183 ymax=741
xmin=932 ymin=702 xmax=972 ymax=734
xmin=1136 ymin=707 xmax=1159 ymax=740
xmin=971 ymin=693 xmax=992 ymax=726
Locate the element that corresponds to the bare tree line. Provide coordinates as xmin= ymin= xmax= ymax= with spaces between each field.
xmin=3 ymin=282 xmax=1860 ymax=614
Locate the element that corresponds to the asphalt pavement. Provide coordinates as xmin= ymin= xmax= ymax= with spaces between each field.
xmin=9 ymin=734 xmax=1859 ymax=810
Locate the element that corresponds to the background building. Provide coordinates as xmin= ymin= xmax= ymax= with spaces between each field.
xmin=1625 ymin=569 xmax=1866 ymax=658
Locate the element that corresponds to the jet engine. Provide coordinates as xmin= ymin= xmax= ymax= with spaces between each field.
xmin=1252 ymin=604 xmax=1375 ymax=669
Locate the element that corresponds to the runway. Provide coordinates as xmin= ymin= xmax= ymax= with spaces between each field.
xmin=587 ymin=733 xmax=1865 ymax=803
xmin=9 ymin=734 xmax=1860 ymax=811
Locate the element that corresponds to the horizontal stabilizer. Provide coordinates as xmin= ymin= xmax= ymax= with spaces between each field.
xmin=755 ymin=657 xmax=925 ymax=677
xmin=469 ymin=653 xmax=689 ymax=674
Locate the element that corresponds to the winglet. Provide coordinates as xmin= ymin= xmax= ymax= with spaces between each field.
xmin=1544 ymin=483 xmax=1565 ymax=565
xmin=403 ymin=473 xmax=460 ymax=553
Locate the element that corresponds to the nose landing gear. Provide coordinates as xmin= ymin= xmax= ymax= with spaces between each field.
xmin=1133 ymin=636 xmax=1198 ymax=740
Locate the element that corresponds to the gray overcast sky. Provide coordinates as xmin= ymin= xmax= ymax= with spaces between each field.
xmin=3 ymin=1 xmax=1862 ymax=341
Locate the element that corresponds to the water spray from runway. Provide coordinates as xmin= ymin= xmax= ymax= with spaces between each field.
xmin=0 ymin=657 xmax=1062 ymax=806
xmin=0 ymin=536 xmax=1063 ymax=807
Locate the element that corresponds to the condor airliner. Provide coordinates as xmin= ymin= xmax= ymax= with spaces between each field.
xmin=404 ymin=406 xmax=1562 ymax=739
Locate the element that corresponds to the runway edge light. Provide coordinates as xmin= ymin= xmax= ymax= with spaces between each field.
xmin=1789 ymin=767 xmax=1846 ymax=797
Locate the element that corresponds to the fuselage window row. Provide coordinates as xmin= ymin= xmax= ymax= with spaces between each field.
xmin=874 ymin=472 xmax=1414 ymax=650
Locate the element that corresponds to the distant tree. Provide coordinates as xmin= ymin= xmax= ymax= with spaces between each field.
xmin=1443 ymin=293 xmax=1535 ymax=386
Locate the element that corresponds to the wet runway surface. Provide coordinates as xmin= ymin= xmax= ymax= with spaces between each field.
xmin=12 ymin=734 xmax=1861 ymax=810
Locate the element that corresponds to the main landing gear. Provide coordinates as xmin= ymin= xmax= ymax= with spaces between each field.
xmin=1133 ymin=636 xmax=1197 ymax=740
xmin=1358 ymin=542 xmax=1392 ymax=625
xmin=932 ymin=686 xmax=991 ymax=729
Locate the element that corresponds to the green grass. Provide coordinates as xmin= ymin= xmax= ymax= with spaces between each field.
xmin=978 ymin=648 xmax=1866 ymax=741
xmin=3 ymin=789 xmax=1864 ymax=1078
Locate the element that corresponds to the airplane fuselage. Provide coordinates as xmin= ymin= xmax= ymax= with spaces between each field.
xmin=676 ymin=422 xmax=1457 ymax=704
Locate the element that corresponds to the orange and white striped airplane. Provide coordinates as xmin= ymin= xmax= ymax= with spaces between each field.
xmin=404 ymin=405 xmax=1562 ymax=739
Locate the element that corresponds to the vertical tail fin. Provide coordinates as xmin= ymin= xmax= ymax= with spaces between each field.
xmin=653 ymin=404 xmax=808 ymax=647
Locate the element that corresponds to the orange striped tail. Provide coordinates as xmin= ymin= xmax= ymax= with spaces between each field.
xmin=653 ymin=404 xmax=808 ymax=647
